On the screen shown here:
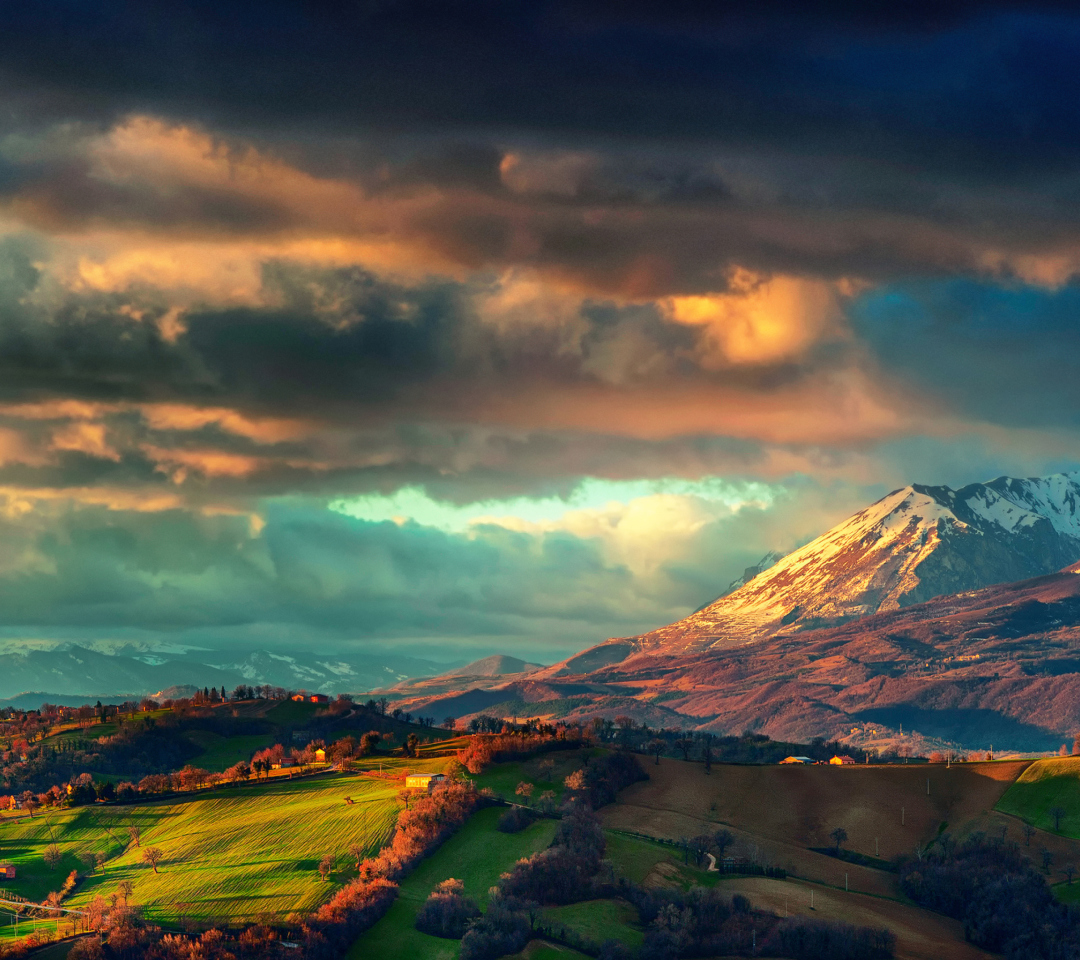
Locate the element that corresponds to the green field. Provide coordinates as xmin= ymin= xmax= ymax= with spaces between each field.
xmin=508 ymin=943 xmax=590 ymax=960
xmin=0 ymin=773 xmax=403 ymax=925
xmin=544 ymin=898 xmax=643 ymax=950
xmin=469 ymin=750 xmax=594 ymax=803
xmin=184 ymin=731 xmax=277 ymax=772
xmin=348 ymin=806 xmax=558 ymax=960
xmin=997 ymin=757 xmax=1080 ymax=836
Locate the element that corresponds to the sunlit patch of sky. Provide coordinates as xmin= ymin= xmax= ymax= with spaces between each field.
xmin=330 ymin=477 xmax=781 ymax=532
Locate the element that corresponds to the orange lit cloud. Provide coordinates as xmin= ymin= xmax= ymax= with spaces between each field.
xmin=50 ymin=421 xmax=121 ymax=461
xmin=139 ymin=405 xmax=312 ymax=444
xmin=664 ymin=271 xmax=847 ymax=366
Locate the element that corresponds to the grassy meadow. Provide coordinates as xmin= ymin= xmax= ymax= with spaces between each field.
xmin=996 ymin=756 xmax=1080 ymax=836
xmin=0 ymin=772 xmax=414 ymax=925
xmin=347 ymin=806 xmax=558 ymax=960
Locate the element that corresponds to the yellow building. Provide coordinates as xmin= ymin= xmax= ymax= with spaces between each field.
xmin=404 ymin=773 xmax=446 ymax=791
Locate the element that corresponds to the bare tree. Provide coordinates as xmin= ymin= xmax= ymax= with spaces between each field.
xmin=318 ymin=854 xmax=334 ymax=881
xmin=648 ymin=739 xmax=665 ymax=765
xmin=1065 ymin=863 xmax=1077 ymax=885
xmin=674 ymin=737 xmax=694 ymax=761
xmin=142 ymin=847 xmax=163 ymax=874
xmin=690 ymin=835 xmax=711 ymax=867
xmin=1022 ymin=823 xmax=1036 ymax=846
xmin=1042 ymin=848 xmax=1054 ymax=875
xmin=128 ymin=825 xmax=141 ymax=848
xmin=78 ymin=851 xmax=97 ymax=875
xmin=348 ymin=843 xmax=365 ymax=873
xmin=712 ymin=829 xmax=734 ymax=861
xmin=117 ymin=880 xmax=134 ymax=905
xmin=831 ymin=827 xmax=848 ymax=856
xmin=43 ymin=844 xmax=62 ymax=869
xmin=1049 ymin=806 xmax=1066 ymax=832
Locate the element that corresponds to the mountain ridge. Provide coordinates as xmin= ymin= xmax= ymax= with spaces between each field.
xmin=630 ymin=472 xmax=1080 ymax=654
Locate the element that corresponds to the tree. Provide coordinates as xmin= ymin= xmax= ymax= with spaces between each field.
xmin=1065 ymin=863 xmax=1077 ymax=885
xmin=515 ymin=781 xmax=534 ymax=802
xmin=142 ymin=847 xmax=163 ymax=874
xmin=405 ymin=733 xmax=420 ymax=757
xmin=648 ymin=739 xmax=665 ymax=765
xmin=690 ymin=834 xmax=711 ymax=867
xmin=1022 ymin=823 xmax=1036 ymax=846
xmin=443 ymin=716 xmax=457 ymax=731
xmin=117 ymin=880 xmax=133 ymax=904
xmin=1042 ymin=848 xmax=1054 ymax=874
xmin=674 ymin=737 xmax=694 ymax=761
xmin=127 ymin=825 xmax=141 ymax=848
xmin=1049 ymin=806 xmax=1066 ymax=832
xmin=318 ymin=854 xmax=334 ymax=881
xmin=349 ymin=843 xmax=365 ymax=872
xmin=43 ymin=844 xmax=62 ymax=869
xmin=831 ymin=826 xmax=848 ymax=856
xmin=712 ymin=829 xmax=734 ymax=861
xmin=360 ymin=731 xmax=381 ymax=756
xmin=564 ymin=769 xmax=587 ymax=796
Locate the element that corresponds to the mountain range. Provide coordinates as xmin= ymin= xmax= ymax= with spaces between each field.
xmin=383 ymin=472 xmax=1080 ymax=753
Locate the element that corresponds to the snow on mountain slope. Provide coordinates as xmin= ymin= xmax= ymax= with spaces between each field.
xmin=633 ymin=472 xmax=1080 ymax=653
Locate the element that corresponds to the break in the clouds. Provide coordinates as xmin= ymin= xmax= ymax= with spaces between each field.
xmin=0 ymin=2 xmax=1077 ymax=662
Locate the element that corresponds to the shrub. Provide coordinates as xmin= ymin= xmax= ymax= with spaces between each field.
xmin=415 ymin=878 xmax=481 ymax=938
xmin=497 ymin=805 xmax=536 ymax=833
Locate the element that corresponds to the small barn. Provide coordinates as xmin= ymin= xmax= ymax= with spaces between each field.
xmin=314 ymin=748 xmax=327 ymax=763
xmin=404 ymin=773 xmax=446 ymax=792
xmin=829 ymin=755 xmax=856 ymax=765
xmin=0 ymin=864 xmax=15 ymax=879
xmin=779 ymin=756 xmax=814 ymax=764
xmin=272 ymin=757 xmax=297 ymax=770
xmin=310 ymin=694 xmax=329 ymax=704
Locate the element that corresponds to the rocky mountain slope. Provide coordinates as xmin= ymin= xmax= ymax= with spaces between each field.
xmin=633 ymin=472 xmax=1080 ymax=653
xmin=388 ymin=562 xmax=1080 ymax=751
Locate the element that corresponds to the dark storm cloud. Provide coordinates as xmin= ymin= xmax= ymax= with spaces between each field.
xmin=3 ymin=1 xmax=1079 ymax=171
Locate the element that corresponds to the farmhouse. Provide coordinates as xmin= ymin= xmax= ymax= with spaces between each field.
xmin=290 ymin=694 xmax=306 ymax=701
xmin=829 ymin=755 xmax=856 ymax=765
xmin=0 ymin=864 xmax=15 ymax=879
xmin=271 ymin=757 xmax=296 ymax=770
xmin=314 ymin=748 xmax=326 ymax=762
xmin=779 ymin=756 xmax=814 ymax=764
xmin=310 ymin=694 xmax=329 ymax=704
xmin=404 ymin=773 xmax=446 ymax=791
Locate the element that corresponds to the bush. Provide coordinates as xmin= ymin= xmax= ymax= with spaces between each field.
xmin=459 ymin=895 xmax=535 ymax=960
xmin=497 ymin=805 xmax=536 ymax=833
xmin=415 ymin=878 xmax=481 ymax=938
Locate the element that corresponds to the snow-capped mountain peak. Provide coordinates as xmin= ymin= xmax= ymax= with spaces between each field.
xmin=634 ymin=472 xmax=1080 ymax=653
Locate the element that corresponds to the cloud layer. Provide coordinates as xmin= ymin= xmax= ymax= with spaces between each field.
xmin=0 ymin=3 xmax=1077 ymax=661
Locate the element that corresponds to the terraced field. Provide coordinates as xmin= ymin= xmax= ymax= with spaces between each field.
xmin=0 ymin=772 xmax=411 ymax=925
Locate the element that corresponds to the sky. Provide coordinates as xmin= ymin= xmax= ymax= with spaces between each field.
xmin=1 ymin=1 xmax=1080 ymax=662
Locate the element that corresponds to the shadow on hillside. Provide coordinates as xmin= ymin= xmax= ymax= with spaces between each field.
xmin=852 ymin=706 xmax=1061 ymax=752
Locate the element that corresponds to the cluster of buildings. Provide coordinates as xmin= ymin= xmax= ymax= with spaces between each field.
xmin=780 ymin=755 xmax=857 ymax=765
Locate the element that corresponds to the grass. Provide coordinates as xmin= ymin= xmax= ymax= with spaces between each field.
xmin=996 ymin=757 xmax=1080 ymax=836
xmin=0 ymin=773 xmax=401 ymax=925
xmin=1054 ymin=881 xmax=1080 ymax=904
xmin=348 ymin=806 xmax=558 ymax=960
xmin=469 ymin=750 xmax=592 ymax=803
xmin=184 ymin=731 xmax=277 ymax=772
xmin=506 ymin=942 xmax=591 ymax=960
xmin=604 ymin=831 xmax=717 ymax=889
xmin=544 ymin=898 xmax=643 ymax=949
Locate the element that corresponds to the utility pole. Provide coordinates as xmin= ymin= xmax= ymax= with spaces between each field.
xmin=927 ymin=778 xmax=930 ymax=795
xmin=875 ymin=837 xmax=879 ymax=857
xmin=902 ymin=806 xmax=905 ymax=826
xmin=845 ymin=872 xmax=848 ymax=891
